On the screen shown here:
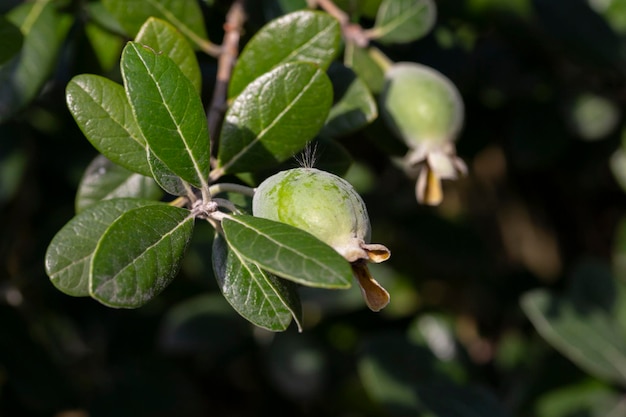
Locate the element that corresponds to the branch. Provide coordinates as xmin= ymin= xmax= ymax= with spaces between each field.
xmin=311 ymin=0 xmax=349 ymax=24
xmin=207 ymin=0 xmax=246 ymax=169
xmin=313 ymin=0 xmax=369 ymax=47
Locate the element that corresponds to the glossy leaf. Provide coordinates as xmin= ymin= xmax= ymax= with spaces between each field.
xmin=229 ymin=10 xmax=340 ymax=98
xmin=212 ymin=234 xmax=303 ymax=332
xmin=366 ymin=0 xmax=436 ymax=44
xmin=147 ymin=147 xmax=189 ymax=196
xmin=121 ymin=42 xmax=210 ymax=188
xmin=136 ymin=17 xmax=201 ymax=92
xmin=66 ymin=74 xmax=151 ymax=176
xmin=45 ymin=199 xmax=162 ymax=297
xmin=90 ymin=204 xmax=194 ymax=308
xmin=75 ymin=155 xmax=163 ymax=213
xmin=321 ymin=64 xmax=377 ymax=138
xmin=217 ymin=62 xmax=333 ymax=175
xmin=0 ymin=15 xmax=23 ymax=65
xmin=102 ymin=0 xmax=209 ymax=49
xmin=521 ymin=289 xmax=626 ymax=386
xmin=221 ymin=214 xmax=352 ymax=289
xmin=0 ymin=2 xmax=72 ymax=122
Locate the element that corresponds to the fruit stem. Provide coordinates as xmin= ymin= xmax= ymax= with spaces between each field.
xmin=168 ymin=196 xmax=188 ymax=208
xmin=208 ymin=182 xmax=255 ymax=197
xmin=367 ymin=46 xmax=393 ymax=72
xmin=213 ymin=198 xmax=241 ymax=214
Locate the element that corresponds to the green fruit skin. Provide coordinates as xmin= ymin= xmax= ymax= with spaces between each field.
xmin=253 ymin=168 xmax=371 ymax=261
xmin=381 ymin=62 xmax=464 ymax=147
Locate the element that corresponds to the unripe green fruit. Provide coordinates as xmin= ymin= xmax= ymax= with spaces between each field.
xmin=380 ymin=62 xmax=464 ymax=146
xmin=253 ymin=168 xmax=371 ymax=263
xmin=253 ymin=167 xmax=391 ymax=312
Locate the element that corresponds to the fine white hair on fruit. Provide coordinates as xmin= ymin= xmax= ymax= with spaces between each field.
xmin=295 ymin=141 xmax=319 ymax=169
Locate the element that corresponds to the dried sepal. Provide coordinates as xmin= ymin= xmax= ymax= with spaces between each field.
xmin=407 ymin=143 xmax=467 ymax=206
xmin=352 ymin=262 xmax=390 ymax=312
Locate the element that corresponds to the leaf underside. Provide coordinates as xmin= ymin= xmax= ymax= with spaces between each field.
xmin=213 ymin=234 xmax=302 ymax=332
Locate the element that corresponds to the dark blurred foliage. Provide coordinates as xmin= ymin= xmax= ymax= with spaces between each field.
xmin=2 ymin=0 xmax=626 ymax=416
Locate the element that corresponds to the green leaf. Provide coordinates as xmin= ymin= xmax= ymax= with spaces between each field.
xmin=135 ymin=17 xmax=202 ymax=92
xmin=0 ymin=1 xmax=72 ymax=123
xmin=217 ymin=62 xmax=333 ymax=175
xmin=85 ymin=22 xmax=124 ymax=72
xmin=75 ymin=155 xmax=163 ymax=213
xmin=221 ymin=214 xmax=352 ymax=289
xmin=367 ymin=0 xmax=436 ymax=44
xmin=321 ymin=64 xmax=378 ymax=138
xmin=212 ymin=234 xmax=302 ymax=332
xmin=536 ymin=381 xmax=625 ymax=417
xmin=521 ymin=289 xmax=626 ymax=386
xmin=45 ymin=199 xmax=162 ymax=297
xmin=147 ymin=147 xmax=189 ymax=196
xmin=0 ymin=15 xmax=23 ymax=65
xmin=344 ymin=45 xmax=387 ymax=94
xmin=86 ymin=1 xmax=126 ymax=35
xmin=359 ymin=333 xmax=511 ymax=417
xmin=66 ymin=74 xmax=151 ymax=176
xmin=121 ymin=42 xmax=210 ymax=188
xmin=90 ymin=204 xmax=194 ymax=308
xmin=229 ymin=10 xmax=340 ymax=98
xmin=102 ymin=0 xmax=209 ymax=50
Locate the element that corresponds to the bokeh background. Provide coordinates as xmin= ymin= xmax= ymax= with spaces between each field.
xmin=3 ymin=0 xmax=626 ymax=416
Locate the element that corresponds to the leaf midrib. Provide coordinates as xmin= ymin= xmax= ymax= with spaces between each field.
xmin=146 ymin=0 xmax=207 ymax=49
xmin=225 ymin=216 xmax=348 ymax=287
xmin=74 ymin=80 xmax=145 ymax=147
xmin=220 ymin=67 xmax=321 ymax=173
xmin=93 ymin=213 xmax=193 ymax=296
xmin=374 ymin=1 xmax=427 ymax=38
xmin=524 ymin=293 xmax=626 ymax=383
xmin=231 ymin=245 xmax=291 ymax=321
xmin=130 ymin=44 xmax=208 ymax=189
xmin=281 ymin=19 xmax=337 ymax=66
